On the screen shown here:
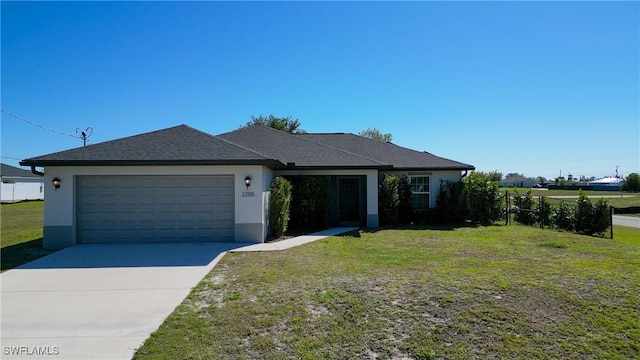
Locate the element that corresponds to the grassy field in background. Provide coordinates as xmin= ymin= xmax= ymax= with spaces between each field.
xmin=135 ymin=225 xmax=640 ymax=360
xmin=500 ymin=188 xmax=640 ymax=208
xmin=0 ymin=201 xmax=52 ymax=271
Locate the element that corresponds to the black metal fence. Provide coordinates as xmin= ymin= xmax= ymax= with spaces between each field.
xmin=503 ymin=191 xmax=632 ymax=239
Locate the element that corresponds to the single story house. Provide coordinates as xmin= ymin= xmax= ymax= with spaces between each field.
xmin=20 ymin=125 xmax=474 ymax=249
xmin=1 ymin=163 xmax=44 ymax=203
xmin=589 ymin=177 xmax=624 ymax=191
xmin=498 ymin=175 xmax=537 ymax=188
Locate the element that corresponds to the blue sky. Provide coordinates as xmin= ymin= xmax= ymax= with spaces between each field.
xmin=2 ymin=1 xmax=638 ymax=180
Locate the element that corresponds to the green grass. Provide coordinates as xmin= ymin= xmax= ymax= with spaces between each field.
xmin=135 ymin=225 xmax=640 ymax=360
xmin=500 ymin=188 xmax=640 ymax=209
xmin=1 ymin=201 xmax=52 ymax=271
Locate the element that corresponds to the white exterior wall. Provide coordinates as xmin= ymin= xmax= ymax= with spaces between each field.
xmin=42 ymin=165 xmax=271 ymax=248
xmin=276 ymin=168 xmax=379 ymax=227
xmin=261 ymin=167 xmax=275 ymax=239
xmin=391 ymin=170 xmax=465 ymax=208
xmin=1 ymin=179 xmax=44 ymax=202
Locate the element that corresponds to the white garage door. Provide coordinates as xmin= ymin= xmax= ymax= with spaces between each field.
xmin=77 ymin=175 xmax=234 ymax=244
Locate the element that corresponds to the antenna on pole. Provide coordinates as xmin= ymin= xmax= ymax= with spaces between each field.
xmin=615 ymin=165 xmax=619 ymax=178
xmin=76 ymin=127 xmax=93 ymax=146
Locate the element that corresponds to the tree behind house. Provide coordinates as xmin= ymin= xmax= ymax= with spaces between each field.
xmin=359 ymin=128 xmax=392 ymax=142
xmin=623 ymin=173 xmax=639 ymax=192
xmin=239 ymin=115 xmax=306 ymax=134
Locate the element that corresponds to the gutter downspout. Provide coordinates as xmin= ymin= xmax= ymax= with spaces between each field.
xmin=30 ymin=166 xmax=44 ymax=177
xmin=461 ymin=170 xmax=469 ymax=178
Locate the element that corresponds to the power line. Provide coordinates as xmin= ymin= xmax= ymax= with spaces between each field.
xmin=0 ymin=155 xmax=24 ymax=161
xmin=1 ymin=109 xmax=81 ymax=139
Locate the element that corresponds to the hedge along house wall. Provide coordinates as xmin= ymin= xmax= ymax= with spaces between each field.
xmin=268 ymin=176 xmax=292 ymax=238
xmin=379 ymin=170 xmax=470 ymax=225
xmin=285 ymin=175 xmax=331 ymax=232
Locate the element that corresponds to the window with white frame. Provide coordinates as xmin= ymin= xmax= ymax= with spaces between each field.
xmin=409 ymin=175 xmax=430 ymax=210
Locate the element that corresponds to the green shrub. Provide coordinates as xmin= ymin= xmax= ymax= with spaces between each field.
xmin=575 ymin=191 xmax=593 ymax=234
xmin=574 ymin=192 xmax=610 ymax=236
xmin=463 ymin=172 xmax=503 ymax=225
xmin=591 ymin=198 xmax=610 ymax=236
xmin=398 ymin=176 xmax=414 ymax=224
xmin=552 ymin=201 xmax=575 ymax=232
xmin=379 ymin=173 xmax=400 ymax=226
xmin=536 ymin=196 xmax=552 ymax=227
xmin=435 ymin=179 xmax=466 ymax=223
xmin=269 ymin=177 xmax=292 ymax=237
xmin=513 ymin=190 xmax=536 ymax=226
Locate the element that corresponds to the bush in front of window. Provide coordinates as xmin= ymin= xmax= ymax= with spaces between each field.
xmin=377 ymin=173 xmax=414 ymax=226
xmin=435 ymin=180 xmax=466 ymax=223
xmin=398 ymin=176 xmax=415 ymax=225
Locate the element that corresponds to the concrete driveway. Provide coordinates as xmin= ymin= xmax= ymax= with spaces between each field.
xmin=0 ymin=243 xmax=243 ymax=360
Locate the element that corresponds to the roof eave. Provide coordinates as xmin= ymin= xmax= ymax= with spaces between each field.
xmin=19 ymin=159 xmax=285 ymax=168
xmin=391 ymin=165 xmax=476 ymax=171
xmin=283 ymin=165 xmax=393 ymax=170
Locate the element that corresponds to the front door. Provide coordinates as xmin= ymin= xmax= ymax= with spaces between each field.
xmin=338 ymin=178 xmax=360 ymax=226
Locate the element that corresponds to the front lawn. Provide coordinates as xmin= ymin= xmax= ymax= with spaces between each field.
xmin=135 ymin=225 xmax=640 ymax=359
xmin=1 ymin=201 xmax=52 ymax=271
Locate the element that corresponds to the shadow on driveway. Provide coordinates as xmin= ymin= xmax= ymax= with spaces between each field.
xmin=17 ymin=242 xmax=250 ymax=269
xmin=1 ymin=238 xmax=55 ymax=272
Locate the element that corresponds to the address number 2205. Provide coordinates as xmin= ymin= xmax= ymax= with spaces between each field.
xmin=242 ymin=191 xmax=255 ymax=197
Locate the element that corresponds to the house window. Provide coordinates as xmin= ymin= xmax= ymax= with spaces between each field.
xmin=409 ymin=176 xmax=430 ymax=210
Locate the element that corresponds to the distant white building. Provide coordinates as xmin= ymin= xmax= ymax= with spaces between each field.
xmin=499 ymin=175 xmax=537 ymax=188
xmin=1 ymin=163 xmax=44 ymax=203
xmin=589 ymin=177 xmax=624 ymax=191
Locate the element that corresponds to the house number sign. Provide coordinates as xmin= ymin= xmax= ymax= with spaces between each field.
xmin=242 ymin=191 xmax=255 ymax=198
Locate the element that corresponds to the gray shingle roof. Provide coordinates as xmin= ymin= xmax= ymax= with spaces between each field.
xmin=21 ymin=125 xmax=280 ymax=167
xmin=1 ymin=163 xmax=42 ymax=178
xmin=217 ymin=126 xmax=387 ymax=168
xmin=20 ymin=124 xmax=474 ymax=171
xmin=299 ymin=133 xmax=475 ymax=170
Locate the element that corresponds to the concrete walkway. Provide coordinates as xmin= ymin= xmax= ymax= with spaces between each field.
xmin=231 ymin=227 xmax=358 ymax=252
xmin=0 ymin=228 xmax=356 ymax=360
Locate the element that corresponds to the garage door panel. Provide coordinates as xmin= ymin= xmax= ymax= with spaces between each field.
xmin=216 ymin=211 xmax=234 ymax=222
xmin=77 ymin=175 xmax=235 ymax=244
xmin=215 ymin=176 xmax=234 ymax=187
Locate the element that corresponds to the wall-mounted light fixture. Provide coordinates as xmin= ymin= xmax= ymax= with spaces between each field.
xmin=52 ymin=177 xmax=61 ymax=191
xmin=244 ymin=176 xmax=251 ymax=189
